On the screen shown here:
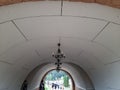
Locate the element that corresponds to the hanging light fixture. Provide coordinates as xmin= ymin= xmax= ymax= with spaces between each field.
xmin=52 ymin=43 xmax=65 ymax=72
xmin=52 ymin=43 xmax=65 ymax=59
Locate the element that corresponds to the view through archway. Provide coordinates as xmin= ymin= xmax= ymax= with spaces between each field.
xmin=42 ymin=70 xmax=74 ymax=90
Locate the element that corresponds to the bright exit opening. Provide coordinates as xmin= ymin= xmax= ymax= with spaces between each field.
xmin=41 ymin=69 xmax=74 ymax=90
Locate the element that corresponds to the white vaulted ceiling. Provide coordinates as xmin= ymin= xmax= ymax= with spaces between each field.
xmin=0 ymin=1 xmax=120 ymax=90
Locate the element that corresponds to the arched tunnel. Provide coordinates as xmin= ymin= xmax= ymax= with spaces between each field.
xmin=0 ymin=1 xmax=120 ymax=90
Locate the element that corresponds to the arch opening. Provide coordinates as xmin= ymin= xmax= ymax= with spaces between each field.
xmin=40 ymin=69 xmax=75 ymax=90
xmin=21 ymin=63 xmax=94 ymax=90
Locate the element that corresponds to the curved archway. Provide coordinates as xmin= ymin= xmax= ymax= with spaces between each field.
xmin=0 ymin=1 xmax=119 ymax=90
xmin=24 ymin=63 xmax=94 ymax=90
xmin=40 ymin=69 xmax=75 ymax=90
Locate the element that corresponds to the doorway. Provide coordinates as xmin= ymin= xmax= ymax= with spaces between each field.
xmin=40 ymin=69 xmax=75 ymax=90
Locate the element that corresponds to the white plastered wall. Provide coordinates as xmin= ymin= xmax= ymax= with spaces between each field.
xmin=0 ymin=1 xmax=120 ymax=90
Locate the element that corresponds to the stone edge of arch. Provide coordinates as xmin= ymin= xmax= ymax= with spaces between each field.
xmin=0 ymin=0 xmax=120 ymax=8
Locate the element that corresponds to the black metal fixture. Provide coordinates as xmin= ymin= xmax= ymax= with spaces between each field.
xmin=52 ymin=43 xmax=65 ymax=72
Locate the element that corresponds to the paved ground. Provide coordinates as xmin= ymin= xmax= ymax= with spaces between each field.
xmin=64 ymin=87 xmax=72 ymax=90
xmin=45 ymin=87 xmax=72 ymax=90
xmin=35 ymin=87 xmax=72 ymax=90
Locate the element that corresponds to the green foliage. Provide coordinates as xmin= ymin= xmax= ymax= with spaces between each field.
xmin=45 ymin=87 xmax=47 ymax=90
xmin=63 ymin=75 xmax=70 ymax=87
xmin=46 ymin=73 xmax=52 ymax=80
xmin=45 ymin=70 xmax=66 ymax=80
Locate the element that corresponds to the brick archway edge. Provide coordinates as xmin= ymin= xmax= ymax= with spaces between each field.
xmin=0 ymin=0 xmax=120 ymax=8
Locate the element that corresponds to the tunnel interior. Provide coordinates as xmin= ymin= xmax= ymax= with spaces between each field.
xmin=0 ymin=1 xmax=120 ymax=90
xmin=25 ymin=63 xmax=94 ymax=90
